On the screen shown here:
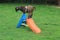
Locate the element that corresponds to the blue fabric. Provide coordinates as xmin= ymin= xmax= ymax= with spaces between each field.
xmin=17 ymin=13 xmax=26 ymax=28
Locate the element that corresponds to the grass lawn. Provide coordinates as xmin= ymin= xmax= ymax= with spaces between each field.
xmin=0 ymin=3 xmax=60 ymax=40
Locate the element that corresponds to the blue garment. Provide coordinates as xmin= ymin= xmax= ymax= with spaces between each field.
xmin=17 ymin=13 xmax=26 ymax=28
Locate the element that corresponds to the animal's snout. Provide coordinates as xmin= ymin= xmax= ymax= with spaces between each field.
xmin=15 ymin=7 xmax=19 ymax=12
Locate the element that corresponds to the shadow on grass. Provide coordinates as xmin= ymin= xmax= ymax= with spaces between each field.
xmin=43 ymin=23 xmax=60 ymax=26
xmin=17 ymin=26 xmax=32 ymax=32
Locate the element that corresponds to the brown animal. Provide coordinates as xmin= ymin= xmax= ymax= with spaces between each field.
xmin=15 ymin=5 xmax=35 ymax=18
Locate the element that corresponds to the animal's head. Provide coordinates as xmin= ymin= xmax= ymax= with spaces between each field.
xmin=15 ymin=6 xmax=25 ymax=12
xmin=15 ymin=6 xmax=20 ymax=12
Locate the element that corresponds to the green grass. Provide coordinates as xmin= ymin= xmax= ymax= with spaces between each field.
xmin=0 ymin=3 xmax=60 ymax=40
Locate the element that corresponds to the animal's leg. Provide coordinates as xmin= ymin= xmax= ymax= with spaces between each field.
xmin=28 ymin=13 xmax=33 ymax=19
